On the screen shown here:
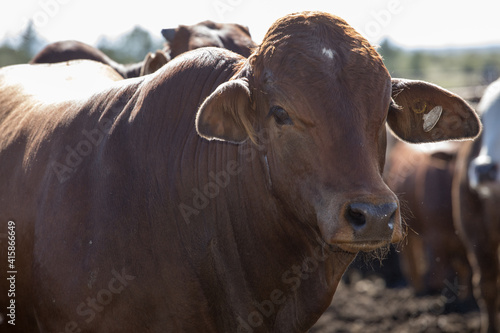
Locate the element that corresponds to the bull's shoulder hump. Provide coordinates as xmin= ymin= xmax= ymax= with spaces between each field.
xmin=0 ymin=60 xmax=124 ymax=104
xmin=142 ymin=47 xmax=245 ymax=96
xmin=165 ymin=46 xmax=245 ymax=70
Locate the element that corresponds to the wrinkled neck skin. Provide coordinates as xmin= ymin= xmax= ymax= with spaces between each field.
xmin=112 ymin=50 xmax=357 ymax=332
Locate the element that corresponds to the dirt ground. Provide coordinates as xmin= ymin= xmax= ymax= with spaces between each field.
xmin=310 ymin=273 xmax=482 ymax=333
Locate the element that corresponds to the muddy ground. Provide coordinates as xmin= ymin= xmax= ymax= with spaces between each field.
xmin=310 ymin=259 xmax=482 ymax=333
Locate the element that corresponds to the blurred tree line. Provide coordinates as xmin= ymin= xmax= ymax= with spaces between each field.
xmin=378 ymin=39 xmax=500 ymax=87
xmin=0 ymin=22 xmax=40 ymax=65
xmin=96 ymin=26 xmax=164 ymax=64
xmin=0 ymin=22 xmax=164 ymax=67
xmin=1 ymin=24 xmax=499 ymax=89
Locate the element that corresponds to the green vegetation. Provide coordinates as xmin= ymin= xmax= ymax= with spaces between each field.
xmin=1 ymin=24 xmax=499 ymax=90
xmin=378 ymin=39 xmax=500 ymax=88
xmin=0 ymin=22 xmax=39 ymax=65
xmin=96 ymin=26 xmax=164 ymax=64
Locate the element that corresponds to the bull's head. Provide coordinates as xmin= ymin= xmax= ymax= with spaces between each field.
xmin=195 ymin=12 xmax=480 ymax=253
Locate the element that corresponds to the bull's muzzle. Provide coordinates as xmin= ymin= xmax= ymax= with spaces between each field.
xmin=317 ymin=195 xmax=402 ymax=253
xmin=344 ymin=201 xmax=398 ymax=241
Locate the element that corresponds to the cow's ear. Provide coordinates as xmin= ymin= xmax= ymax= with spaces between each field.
xmin=161 ymin=28 xmax=176 ymax=43
xmin=196 ymin=79 xmax=255 ymax=144
xmin=388 ymin=79 xmax=481 ymax=143
xmin=140 ymin=51 xmax=169 ymax=76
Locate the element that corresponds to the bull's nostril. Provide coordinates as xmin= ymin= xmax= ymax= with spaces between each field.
xmin=345 ymin=202 xmax=398 ymax=238
xmin=347 ymin=206 xmax=366 ymax=229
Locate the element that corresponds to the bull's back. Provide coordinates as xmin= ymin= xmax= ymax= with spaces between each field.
xmin=0 ymin=60 xmax=121 ymax=208
xmin=31 ymin=40 xmax=112 ymax=65
xmin=1 ymin=60 xmax=121 ymax=103
xmin=0 ymin=60 xmax=123 ymax=195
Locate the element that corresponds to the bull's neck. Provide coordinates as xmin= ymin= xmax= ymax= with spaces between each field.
xmin=165 ymin=137 xmax=352 ymax=331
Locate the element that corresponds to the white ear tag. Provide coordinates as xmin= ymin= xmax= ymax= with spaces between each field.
xmin=423 ymin=106 xmax=443 ymax=132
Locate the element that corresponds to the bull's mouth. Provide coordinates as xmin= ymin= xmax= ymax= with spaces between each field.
xmin=335 ymin=240 xmax=391 ymax=253
xmin=317 ymin=234 xmax=392 ymax=254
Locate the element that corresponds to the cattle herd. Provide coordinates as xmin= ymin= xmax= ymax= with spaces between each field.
xmin=0 ymin=10 xmax=496 ymax=333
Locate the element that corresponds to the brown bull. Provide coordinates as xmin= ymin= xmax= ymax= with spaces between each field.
xmin=0 ymin=12 xmax=480 ymax=332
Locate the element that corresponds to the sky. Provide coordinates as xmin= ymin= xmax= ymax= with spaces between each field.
xmin=2 ymin=0 xmax=500 ymax=50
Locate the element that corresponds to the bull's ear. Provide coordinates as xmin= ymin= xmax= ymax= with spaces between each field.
xmin=388 ymin=79 xmax=481 ymax=143
xmin=196 ymin=79 xmax=255 ymax=144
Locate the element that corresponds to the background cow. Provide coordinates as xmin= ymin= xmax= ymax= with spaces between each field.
xmin=386 ymin=141 xmax=473 ymax=302
xmin=453 ymin=78 xmax=500 ymax=333
xmin=161 ymin=20 xmax=256 ymax=58
xmin=30 ymin=21 xmax=256 ymax=79
xmin=29 ymin=40 xmax=167 ymax=78
xmin=0 ymin=12 xmax=480 ymax=332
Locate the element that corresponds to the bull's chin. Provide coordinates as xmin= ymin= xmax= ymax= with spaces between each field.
xmin=336 ymin=240 xmax=390 ymax=253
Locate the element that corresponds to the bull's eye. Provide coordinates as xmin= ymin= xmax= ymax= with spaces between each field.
xmin=269 ymin=105 xmax=293 ymax=126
